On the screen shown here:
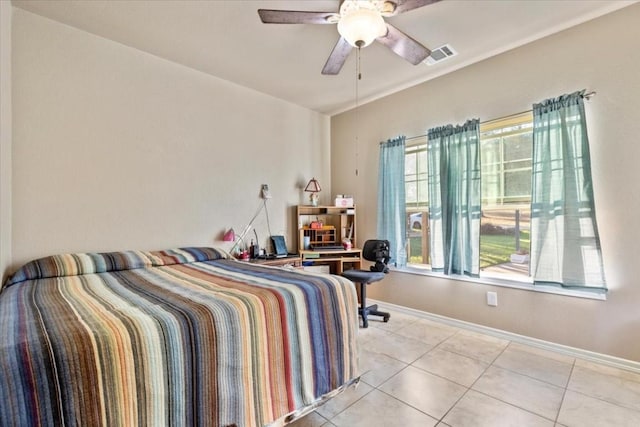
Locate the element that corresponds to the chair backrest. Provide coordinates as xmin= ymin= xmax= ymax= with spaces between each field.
xmin=362 ymin=240 xmax=390 ymax=273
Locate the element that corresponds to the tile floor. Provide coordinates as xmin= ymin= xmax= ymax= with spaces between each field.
xmin=290 ymin=308 xmax=640 ymax=427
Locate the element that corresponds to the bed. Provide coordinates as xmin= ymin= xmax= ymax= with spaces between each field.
xmin=0 ymin=247 xmax=359 ymax=426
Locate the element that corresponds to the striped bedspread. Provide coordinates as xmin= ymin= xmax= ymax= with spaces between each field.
xmin=0 ymin=248 xmax=359 ymax=427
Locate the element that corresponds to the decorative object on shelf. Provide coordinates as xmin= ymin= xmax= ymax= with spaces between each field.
xmin=335 ymin=195 xmax=354 ymax=207
xmin=342 ymin=238 xmax=352 ymax=250
xmin=305 ymin=178 xmax=322 ymax=206
xmin=310 ymin=220 xmax=323 ymax=229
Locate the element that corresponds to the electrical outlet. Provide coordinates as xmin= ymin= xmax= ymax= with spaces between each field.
xmin=487 ymin=291 xmax=498 ymax=307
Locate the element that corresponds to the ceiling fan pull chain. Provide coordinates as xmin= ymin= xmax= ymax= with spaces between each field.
xmin=355 ymin=46 xmax=361 ymax=177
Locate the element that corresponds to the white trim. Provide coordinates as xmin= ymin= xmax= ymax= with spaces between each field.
xmin=394 ymin=266 xmax=607 ymax=301
xmin=371 ymin=298 xmax=640 ymax=374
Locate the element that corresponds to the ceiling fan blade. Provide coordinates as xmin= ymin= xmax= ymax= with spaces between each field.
xmin=376 ymin=23 xmax=431 ymax=65
xmin=322 ymin=37 xmax=353 ymax=75
xmin=258 ymin=9 xmax=339 ymax=24
xmin=384 ymin=0 xmax=441 ymax=16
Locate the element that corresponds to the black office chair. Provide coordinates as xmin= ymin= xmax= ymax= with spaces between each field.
xmin=342 ymin=240 xmax=391 ymax=328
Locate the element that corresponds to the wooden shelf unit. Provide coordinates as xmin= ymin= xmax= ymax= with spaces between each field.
xmin=296 ymin=205 xmax=356 ymax=251
xmin=296 ymin=205 xmax=360 ymax=275
xmin=302 ymin=226 xmax=336 ymax=248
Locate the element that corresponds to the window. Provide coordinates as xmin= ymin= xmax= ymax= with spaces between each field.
xmin=405 ymin=140 xmax=429 ymax=265
xmin=405 ymin=112 xmax=533 ymax=280
xmin=397 ymin=94 xmax=604 ymax=296
xmin=480 ymin=112 xmax=532 ymax=279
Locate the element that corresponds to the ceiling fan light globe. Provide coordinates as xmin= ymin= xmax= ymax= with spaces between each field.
xmin=337 ymin=7 xmax=387 ymax=48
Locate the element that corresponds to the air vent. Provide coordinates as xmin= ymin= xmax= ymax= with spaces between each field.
xmin=424 ymin=44 xmax=457 ymax=65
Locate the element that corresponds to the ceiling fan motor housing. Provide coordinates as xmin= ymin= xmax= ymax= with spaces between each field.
xmin=337 ymin=0 xmax=388 ymax=47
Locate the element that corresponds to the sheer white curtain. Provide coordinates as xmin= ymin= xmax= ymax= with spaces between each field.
xmin=530 ymin=91 xmax=606 ymax=291
xmin=377 ymin=136 xmax=407 ymax=267
xmin=427 ymin=119 xmax=481 ymax=276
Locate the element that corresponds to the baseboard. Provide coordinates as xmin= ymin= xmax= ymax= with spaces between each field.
xmin=370 ymin=299 xmax=640 ymax=375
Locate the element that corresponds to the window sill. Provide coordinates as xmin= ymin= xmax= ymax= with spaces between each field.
xmin=392 ymin=265 xmax=607 ymax=301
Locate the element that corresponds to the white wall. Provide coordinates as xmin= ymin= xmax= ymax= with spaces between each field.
xmin=0 ymin=1 xmax=12 ymax=283
xmin=332 ymin=4 xmax=640 ymax=361
xmin=9 ymin=8 xmax=331 ymax=270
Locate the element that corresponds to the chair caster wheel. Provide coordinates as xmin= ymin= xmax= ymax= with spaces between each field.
xmin=383 ymin=316 xmax=390 ymax=323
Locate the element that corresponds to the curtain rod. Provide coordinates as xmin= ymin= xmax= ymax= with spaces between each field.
xmin=403 ymin=91 xmax=596 ymax=142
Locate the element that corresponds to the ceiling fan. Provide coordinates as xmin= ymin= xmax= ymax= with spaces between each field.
xmin=258 ymin=0 xmax=440 ymax=75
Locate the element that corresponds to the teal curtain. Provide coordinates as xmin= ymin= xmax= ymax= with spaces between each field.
xmin=377 ymin=136 xmax=407 ymax=267
xmin=427 ymin=119 xmax=481 ymax=276
xmin=530 ymin=91 xmax=606 ymax=291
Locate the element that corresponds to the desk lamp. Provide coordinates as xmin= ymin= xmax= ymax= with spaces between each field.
xmin=223 ymin=228 xmax=236 ymax=242
xmin=304 ymin=178 xmax=321 ymax=206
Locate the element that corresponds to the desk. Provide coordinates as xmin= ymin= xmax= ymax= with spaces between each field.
xmin=299 ymin=249 xmax=362 ymax=275
xmin=249 ymin=255 xmax=302 ymax=268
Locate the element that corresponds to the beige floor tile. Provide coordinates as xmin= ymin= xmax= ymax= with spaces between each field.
xmin=507 ymin=342 xmax=575 ymax=365
xmin=494 ymin=345 xmax=573 ymax=387
xmin=358 ymin=348 xmax=408 ymax=387
xmin=367 ymin=309 xmax=420 ymax=332
xmin=557 ymin=390 xmax=640 ymax=427
xmin=324 ymin=308 xmax=640 ymax=427
xmin=438 ymin=330 xmax=509 ymax=363
xmin=362 ymin=330 xmax=434 ymax=364
xmin=443 ymin=390 xmax=554 ymax=427
xmin=567 ymin=365 xmax=640 ymax=411
xmin=316 ymin=381 xmax=373 ymax=420
xmin=331 ymin=389 xmax=439 ymax=427
xmin=413 ymin=347 xmax=489 ymax=387
xmin=394 ymin=318 xmax=460 ymax=346
xmin=574 ymin=358 xmax=640 ymax=383
xmin=378 ymin=365 xmax=467 ymax=419
xmin=287 ymin=411 xmax=330 ymax=427
xmin=357 ymin=323 xmax=390 ymax=346
xmin=472 ymin=366 xmax=564 ymax=420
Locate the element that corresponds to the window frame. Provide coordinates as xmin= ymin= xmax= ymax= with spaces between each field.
xmin=479 ymin=112 xmax=532 ymax=276
xmin=393 ymin=264 xmax=606 ymax=300
xmin=481 ymin=112 xmax=533 ymax=206
xmin=404 ymin=141 xmax=429 ymax=211
xmin=404 ymin=138 xmax=429 ymax=266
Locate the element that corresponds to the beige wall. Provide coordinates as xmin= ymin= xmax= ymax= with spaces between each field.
xmin=332 ymin=4 xmax=640 ymax=361
xmin=0 ymin=1 xmax=12 ymax=283
xmin=9 ymin=8 xmax=331 ymax=271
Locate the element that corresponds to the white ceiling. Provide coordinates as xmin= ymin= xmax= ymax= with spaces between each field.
xmin=12 ymin=0 xmax=636 ymax=115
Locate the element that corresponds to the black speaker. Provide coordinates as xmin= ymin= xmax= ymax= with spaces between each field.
xmin=250 ymin=243 xmax=260 ymax=259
